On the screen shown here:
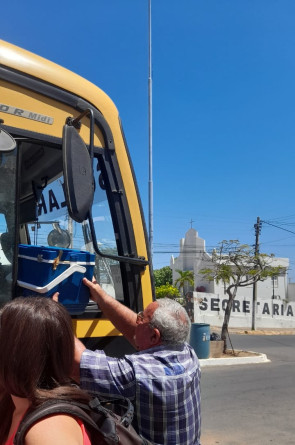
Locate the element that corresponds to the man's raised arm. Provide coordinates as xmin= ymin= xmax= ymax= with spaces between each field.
xmin=82 ymin=277 xmax=137 ymax=347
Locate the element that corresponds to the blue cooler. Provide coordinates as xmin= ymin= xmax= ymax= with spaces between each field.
xmin=17 ymin=244 xmax=95 ymax=315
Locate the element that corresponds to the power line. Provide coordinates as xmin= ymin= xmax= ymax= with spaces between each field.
xmin=262 ymin=220 xmax=295 ymax=236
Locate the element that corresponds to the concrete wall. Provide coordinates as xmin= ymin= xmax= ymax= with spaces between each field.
xmin=287 ymin=283 xmax=295 ymax=302
xmin=171 ymin=228 xmax=295 ymax=307
xmin=192 ymin=292 xmax=295 ymax=329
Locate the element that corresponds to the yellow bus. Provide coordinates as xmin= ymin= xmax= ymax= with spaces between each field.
xmin=0 ymin=40 xmax=154 ymax=354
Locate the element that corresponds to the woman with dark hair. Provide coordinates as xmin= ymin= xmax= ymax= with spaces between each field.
xmin=0 ymin=297 xmax=91 ymax=445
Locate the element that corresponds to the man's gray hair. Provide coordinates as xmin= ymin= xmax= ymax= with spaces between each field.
xmin=150 ymin=298 xmax=191 ymax=345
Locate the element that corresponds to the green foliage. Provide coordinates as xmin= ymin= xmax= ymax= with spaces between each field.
xmin=153 ymin=266 xmax=172 ymax=287
xmin=200 ymin=240 xmax=286 ymax=292
xmin=155 ymin=284 xmax=180 ymax=300
xmin=174 ymin=270 xmax=195 ymax=295
xmin=199 ymin=240 xmax=287 ymax=347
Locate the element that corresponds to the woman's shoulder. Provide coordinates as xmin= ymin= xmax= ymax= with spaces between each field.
xmin=24 ymin=414 xmax=88 ymax=445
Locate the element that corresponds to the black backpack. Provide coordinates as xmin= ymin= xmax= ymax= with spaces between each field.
xmin=14 ymin=397 xmax=152 ymax=445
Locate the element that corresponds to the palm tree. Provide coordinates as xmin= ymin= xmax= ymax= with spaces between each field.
xmin=174 ymin=270 xmax=195 ymax=295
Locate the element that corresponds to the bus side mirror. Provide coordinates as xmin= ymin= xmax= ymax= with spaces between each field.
xmin=62 ymin=124 xmax=94 ymax=223
xmin=0 ymin=124 xmax=16 ymax=152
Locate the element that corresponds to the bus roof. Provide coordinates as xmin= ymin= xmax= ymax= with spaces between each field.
xmin=0 ymin=39 xmax=118 ymax=119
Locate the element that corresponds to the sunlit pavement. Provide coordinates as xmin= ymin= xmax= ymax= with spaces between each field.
xmin=199 ymin=327 xmax=295 ymax=367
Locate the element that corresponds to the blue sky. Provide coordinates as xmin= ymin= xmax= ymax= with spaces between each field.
xmin=2 ymin=1 xmax=295 ymax=279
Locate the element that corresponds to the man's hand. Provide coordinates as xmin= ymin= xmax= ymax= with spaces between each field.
xmin=83 ymin=277 xmax=107 ymax=306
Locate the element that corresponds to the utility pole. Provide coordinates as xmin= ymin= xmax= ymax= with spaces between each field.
xmin=148 ymin=0 xmax=153 ymax=257
xmin=251 ymin=216 xmax=261 ymax=330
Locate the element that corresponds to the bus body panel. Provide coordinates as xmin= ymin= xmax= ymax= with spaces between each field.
xmin=0 ymin=40 xmax=154 ymax=348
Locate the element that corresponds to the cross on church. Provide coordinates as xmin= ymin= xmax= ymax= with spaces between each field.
xmin=189 ymin=219 xmax=195 ymax=229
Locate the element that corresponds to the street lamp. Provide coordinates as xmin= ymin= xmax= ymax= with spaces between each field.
xmin=148 ymin=0 xmax=153 ymax=257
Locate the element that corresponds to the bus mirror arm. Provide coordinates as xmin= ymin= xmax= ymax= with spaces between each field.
xmin=87 ymin=209 xmax=149 ymax=268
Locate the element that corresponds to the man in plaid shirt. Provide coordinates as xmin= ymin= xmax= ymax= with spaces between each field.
xmin=74 ymin=278 xmax=201 ymax=445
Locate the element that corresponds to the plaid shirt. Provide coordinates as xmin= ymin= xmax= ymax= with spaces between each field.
xmin=80 ymin=343 xmax=201 ymax=445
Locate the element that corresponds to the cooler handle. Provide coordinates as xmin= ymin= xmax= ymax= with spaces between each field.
xmin=17 ymin=264 xmax=86 ymax=294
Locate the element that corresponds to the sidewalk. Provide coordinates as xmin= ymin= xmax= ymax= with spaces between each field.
xmin=199 ymin=326 xmax=295 ymax=367
xmin=199 ymin=352 xmax=270 ymax=367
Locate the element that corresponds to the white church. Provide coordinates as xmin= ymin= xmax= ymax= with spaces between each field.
xmin=170 ymin=228 xmax=295 ymax=329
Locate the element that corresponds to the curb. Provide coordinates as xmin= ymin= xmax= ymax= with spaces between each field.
xmin=210 ymin=326 xmax=295 ymax=336
xmin=199 ymin=351 xmax=270 ymax=367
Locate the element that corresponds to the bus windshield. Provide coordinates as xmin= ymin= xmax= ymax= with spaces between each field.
xmin=28 ymin=146 xmax=124 ymax=302
xmin=0 ymin=149 xmax=17 ymax=305
xmin=0 ymin=138 xmax=124 ymax=306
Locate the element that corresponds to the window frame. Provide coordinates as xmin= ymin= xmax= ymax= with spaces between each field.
xmin=1 ymin=66 xmax=148 ymax=314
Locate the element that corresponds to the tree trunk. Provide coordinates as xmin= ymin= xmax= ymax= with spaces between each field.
xmin=221 ymin=287 xmax=237 ymax=352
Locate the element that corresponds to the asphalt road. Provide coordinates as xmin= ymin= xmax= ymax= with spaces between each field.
xmin=200 ymin=334 xmax=295 ymax=445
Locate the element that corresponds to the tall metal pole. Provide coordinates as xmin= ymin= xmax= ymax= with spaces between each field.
xmin=251 ymin=216 xmax=261 ymax=330
xmin=148 ymin=0 xmax=153 ymax=256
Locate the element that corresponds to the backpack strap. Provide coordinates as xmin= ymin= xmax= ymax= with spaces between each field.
xmin=13 ymin=399 xmax=104 ymax=445
xmin=89 ymin=396 xmax=134 ymax=427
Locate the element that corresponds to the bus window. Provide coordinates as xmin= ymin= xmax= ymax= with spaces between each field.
xmin=25 ymin=144 xmax=123 ymax=302
xmin=0 ymin=150 xmax=17 ymax=305
xmin=0 ymin=213 xmax=14 ymax=306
